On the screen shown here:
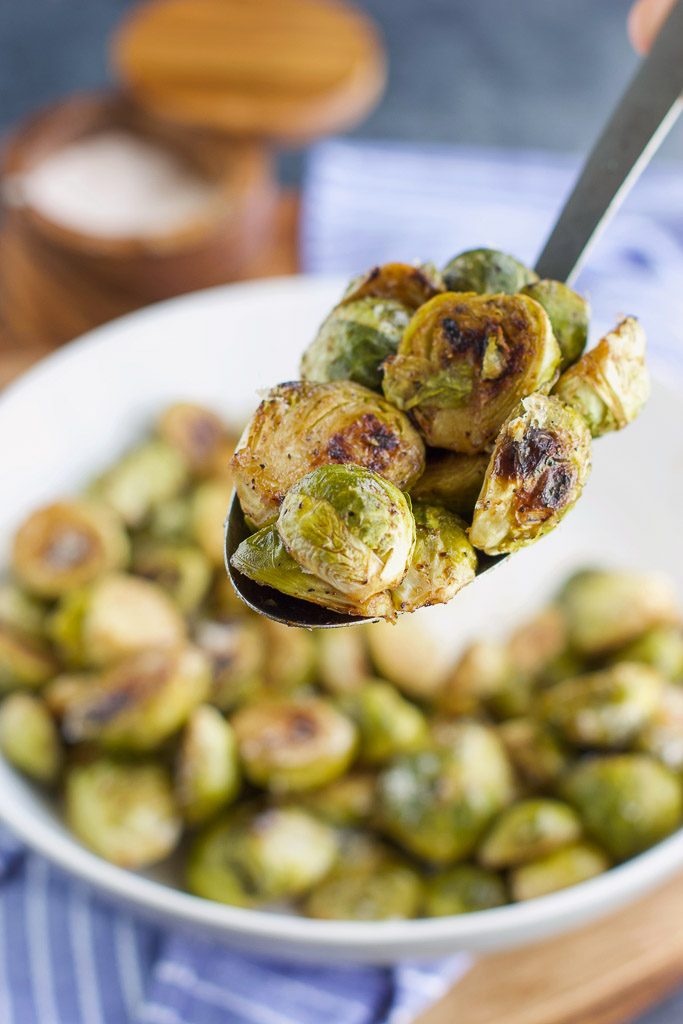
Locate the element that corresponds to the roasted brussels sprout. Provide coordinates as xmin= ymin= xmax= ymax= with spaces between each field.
xmin=539 ymin=663 xmax=662 ymax=748
xmin=562 ymin=754 xmax=683 ymax=860
xmin=91 ymin=439 xmax=188 ymax=528
xmin=377 ymin=722 xmax=514 ymax=864
xmin=637 ymin=685 xmax=683 ymax=773
xmin=442 ymin=248 xmax=538 ymax=295
xmin=506 ymin=605 xmax=568 ymax=678
xmin=341 ymin=680 xmax=429 ymax=764
xmin=0 ymin=583 xmax=46 ymax=637
xmin=469 ymin=394 xmax=592 ymax=555
xmin=510 ymin=842 xmax=610 ymax=901
xmin=439 ymin=641 xmax=519 ymax=717
xmin=157 ymin=402 xmax=234 ymax=478
xmin=147 ymin=496 xmax=193 ymax=543
xmin=301 ymin=298 xmax=412 ymax=392
xmin=190 ymin=479 xmax=233 ymax=567
xmin=11 ymin=500 xmax=129 ymax=598
xmin=66 ymin=760 xmax=181 ymax=868
xmin=424 ymin=864 xmax=507 ymax=916
xmin=304 ymin=845 xmax=422 ymax=921
xmin=297 ymin=772 xmax=376 ymax=826
xmin=276 ymin=465 xmax=415 ymax=603
xmin=194 ymin=617 xmax=264 ymax=711
xmin=382 ymin=292 xmax=561 ymax=454
xmin=132 ymin=541 xmax=212 ymax=613
xmin=521 ymin=280 xmax=589 ymax=371
xmin=187 ymin=806 xmax=338 ymax=904
xmin=231 ymin=524 xmax=395 ymax=620
xmin=409 ymin=450 xmax=489 ymax=520
xmin=479 ymin=799 xmax=582 ymax=868
xmin=62 ymin=645 xmax=210 ymax=751
xmin=558 ymin=569 xmax=679 ymax=657
xmin=0 ymin=624 xmax=58 ymax=691
xmin=610 ymin=626 xmax=683 ymax=682
xmin=341 ymin=261 xmax=444 ymax=308
xmin=49 ymin=572 xmax=186 ymax=667
xmin=553 ymin=318 xmax=649 ymax=437
xmin=365 ymin=617 xmax=451 ymax=701
xmin=176 ymin=705 xmax=240 ymax=824
xmin=261 ymin=620 xmax=317 ymax=693
xmin=232 ymin=380 xmax=425 ymax=528
xmin=390 ymin=503 xmax=477 ymax=614
xmin=232 ymin=697 xmax=357 ymax=793
xmin=0 ymin=693 xmax=62 ymax=783
xmin=498 ymin=718 xmax=570 ymax=791
xmin=317 ymin=629 xmax=370 ymax=695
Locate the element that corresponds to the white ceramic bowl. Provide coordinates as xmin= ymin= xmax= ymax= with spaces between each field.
xmin=1 ymin=275 xmax=682 ymax=964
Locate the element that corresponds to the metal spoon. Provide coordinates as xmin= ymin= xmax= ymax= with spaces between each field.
xmin=226 ymin=0 xmax=683 ymax=628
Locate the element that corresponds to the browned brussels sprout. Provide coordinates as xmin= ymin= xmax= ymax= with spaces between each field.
xmin=0 ymin=693 xmax=62 ymax=783
xmin=90 ymin=440 xmax=188 ymax=528
xmin=522 ymin=280 xmax=589 ymax=371
xmin=132 ymin=541 xmax=212 ymax=613
xmin=562 ymin=754 xmax=683 ymax=860
xmin=0 ymin=624 xmax=58 ymax=691
xmin=341 ymin=261 xmax=444 ymax=308
xmin=49 ymin=572 xmax=186 ymax=667
xmin=66 ymin=759 xmax=181 ymax=868
xmin=12 ymin=500 xmax=129 ymax=598
xmin=157 ymin=402 xmax=235 ymax=478
xmin=340 ymin=680 xmax=429 ymax=764
xmin=232 ymin=697 xmax=358 ymax=793
xmin=301 ymin=298 xmax=412 ymax=392
xmin=424 ymin=864 xmax=507 ymax=916
xmin=176 ymin=705 xmax=241 ymax=824
xmin=479 ymin=799 xmax=582 ymax=868
xmin=409 ymin=450 xmax=489 ymax=520
xmin=510 ymin=841 xmax=610 ymax=901
xmin=553 ymin=318 xmax=649 ymax=437
xmin=194 ymin=617 xmax=265 ymax=710
xmin=382 ymin=292 xmax=561 ymax=453
xmin=390 ymin=503 xmax=477 ymax=614
xmin=232 ymin=380 xmax=425 ymax=528
xmin=469 ymin=395 xmax=592 ymax=555
xmin=442 ymin=249 xmax=538 ymax=295
xmin=190 ymin=479 xmax=233 ymax=567
xmin=62 ymin=645 xmax=210 ymax=751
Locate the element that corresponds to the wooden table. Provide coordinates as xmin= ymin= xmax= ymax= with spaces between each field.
xmin=1 ymin=192 xmax=682 ymax=1024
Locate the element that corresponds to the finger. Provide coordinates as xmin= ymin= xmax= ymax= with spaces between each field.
xmin=628 ymin=0 xmax=677 ymax=53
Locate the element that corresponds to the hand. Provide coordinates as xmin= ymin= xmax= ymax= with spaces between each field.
xmin=628 ymin=0 xmax=677 ymax=53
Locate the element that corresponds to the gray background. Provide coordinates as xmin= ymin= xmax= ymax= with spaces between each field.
xmin=1 ymin=2 xmax=682 ymax=1020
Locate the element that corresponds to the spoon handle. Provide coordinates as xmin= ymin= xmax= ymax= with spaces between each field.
xmin=535 ymin=0 xmax=683 ymax=284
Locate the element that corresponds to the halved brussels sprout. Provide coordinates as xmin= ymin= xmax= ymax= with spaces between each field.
xmin=0 ymin=693 xmax=62 ymax=783
xmin=49 ymin=572 xmax=186 ymax=667
xmin=190 ymin=479 xmax=233 ymax=567
xmin=276 ymin=465 xmax=415 ymax=603
xmin=609 ymin=626 xmax=683 ymax=682
xmin=341 ymin=680 xmax=429 ymax=764
xmin=506 ymin=605 xmax=568 ymax=679
xmin=383 ymin=292 xmax=561 ymax=453
xmin=61 ymin=645 xmax=210 ymax=751
xmin=553 ymin=318 xmax=649 ymax=437
xmin=510 ymin=841 xmax=610 ymax=902
xmin=0 ymin=623 xmax=58 ymax=691
xmin=562 ymin=754 xmax=683 ymax=860
xmin=66 ymin=759 xmax=181 ymax=869
xmin=377 ymin=722 xmax=514 ymax=864
xmin=522 ymin=280 xmax=589 ymax=371
xmin=187 ymin=806 xmax=338 ymax=904
xmin=479 ymin=799 xmax=582 ymax=869
xmin=498 ymin=718 xmax=570 ymax=791
xmin=365 ymin=617 xmax=451 ymax=701
xmin=132 ymin=541 xmax=212 ymax=613
xmin=409 ymin=451 xmax=489 ymax=520
xmin=91 ymin=439 xmax=188 ymax=528
xmin=176 ymin=705 xmax=240 ymax=824
xmin=0 ymin=583 xmax=46 ymax=638
xmin=469 ymin=394 xmax=592 ymax=555
xmin=231 ymin=524 xmax=395 ymax=620
xmin=439 ymin=641 xmax=518 ymax=717
xmin=442 ymin=249 xmax=538 ymax=295
xmin=390 ymin=503 xmax=477 ymax=614
xmin=424 ymin=864 xmax=507 ymax=916
xmin=232 ymin=697 xmax=357 ymax=793
xmin=194 ymin=617 xmax=265 ymax=711
xmin=301 ymin=298 xmax=412 ymax=392
xmin=297 ymin=772 xmax=376 ymax=826
xmin=157 ymin=402 xmax=234 ymax=478
xmin=232 ymin=380 xmax=425 ymax=528
xmin=12 ymin=500 xmax=129 ymax=598
xmin=304 ymin=845 xmax=422 ymax=921
xmin=637 ymin=685 xmax=683 ymax=773
xmin=557 ymin=569 xmax=679 ymax=657
xmin=261 ymin=620 xmax=317 ymax=693
xmin=316 ymin=629 xmax=370 ymax=695
xmin=539 ymin=663 xmax=662 ymax=748
xmin=341 ymin=261 xmax=444 ymax=308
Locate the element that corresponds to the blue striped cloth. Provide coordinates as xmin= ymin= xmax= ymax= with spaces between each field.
xmin=3 ymin=138 xmax=683 ymax=1023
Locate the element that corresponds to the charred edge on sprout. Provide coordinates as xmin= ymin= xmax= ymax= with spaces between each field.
xmin=494 ymin=427 xmax=577 ymax=519
xmin=322 ymin=414 xmax=401 ymax=469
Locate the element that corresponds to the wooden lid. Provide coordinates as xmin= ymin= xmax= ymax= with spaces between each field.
xmin=112 ymin=0 xmax=386 ymax=143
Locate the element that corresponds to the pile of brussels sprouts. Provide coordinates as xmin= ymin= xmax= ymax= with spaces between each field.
xmin=0 ymin=403 xmax=681 ymax=919
xmin=231 ymin=249 xmax=651 ymax=619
